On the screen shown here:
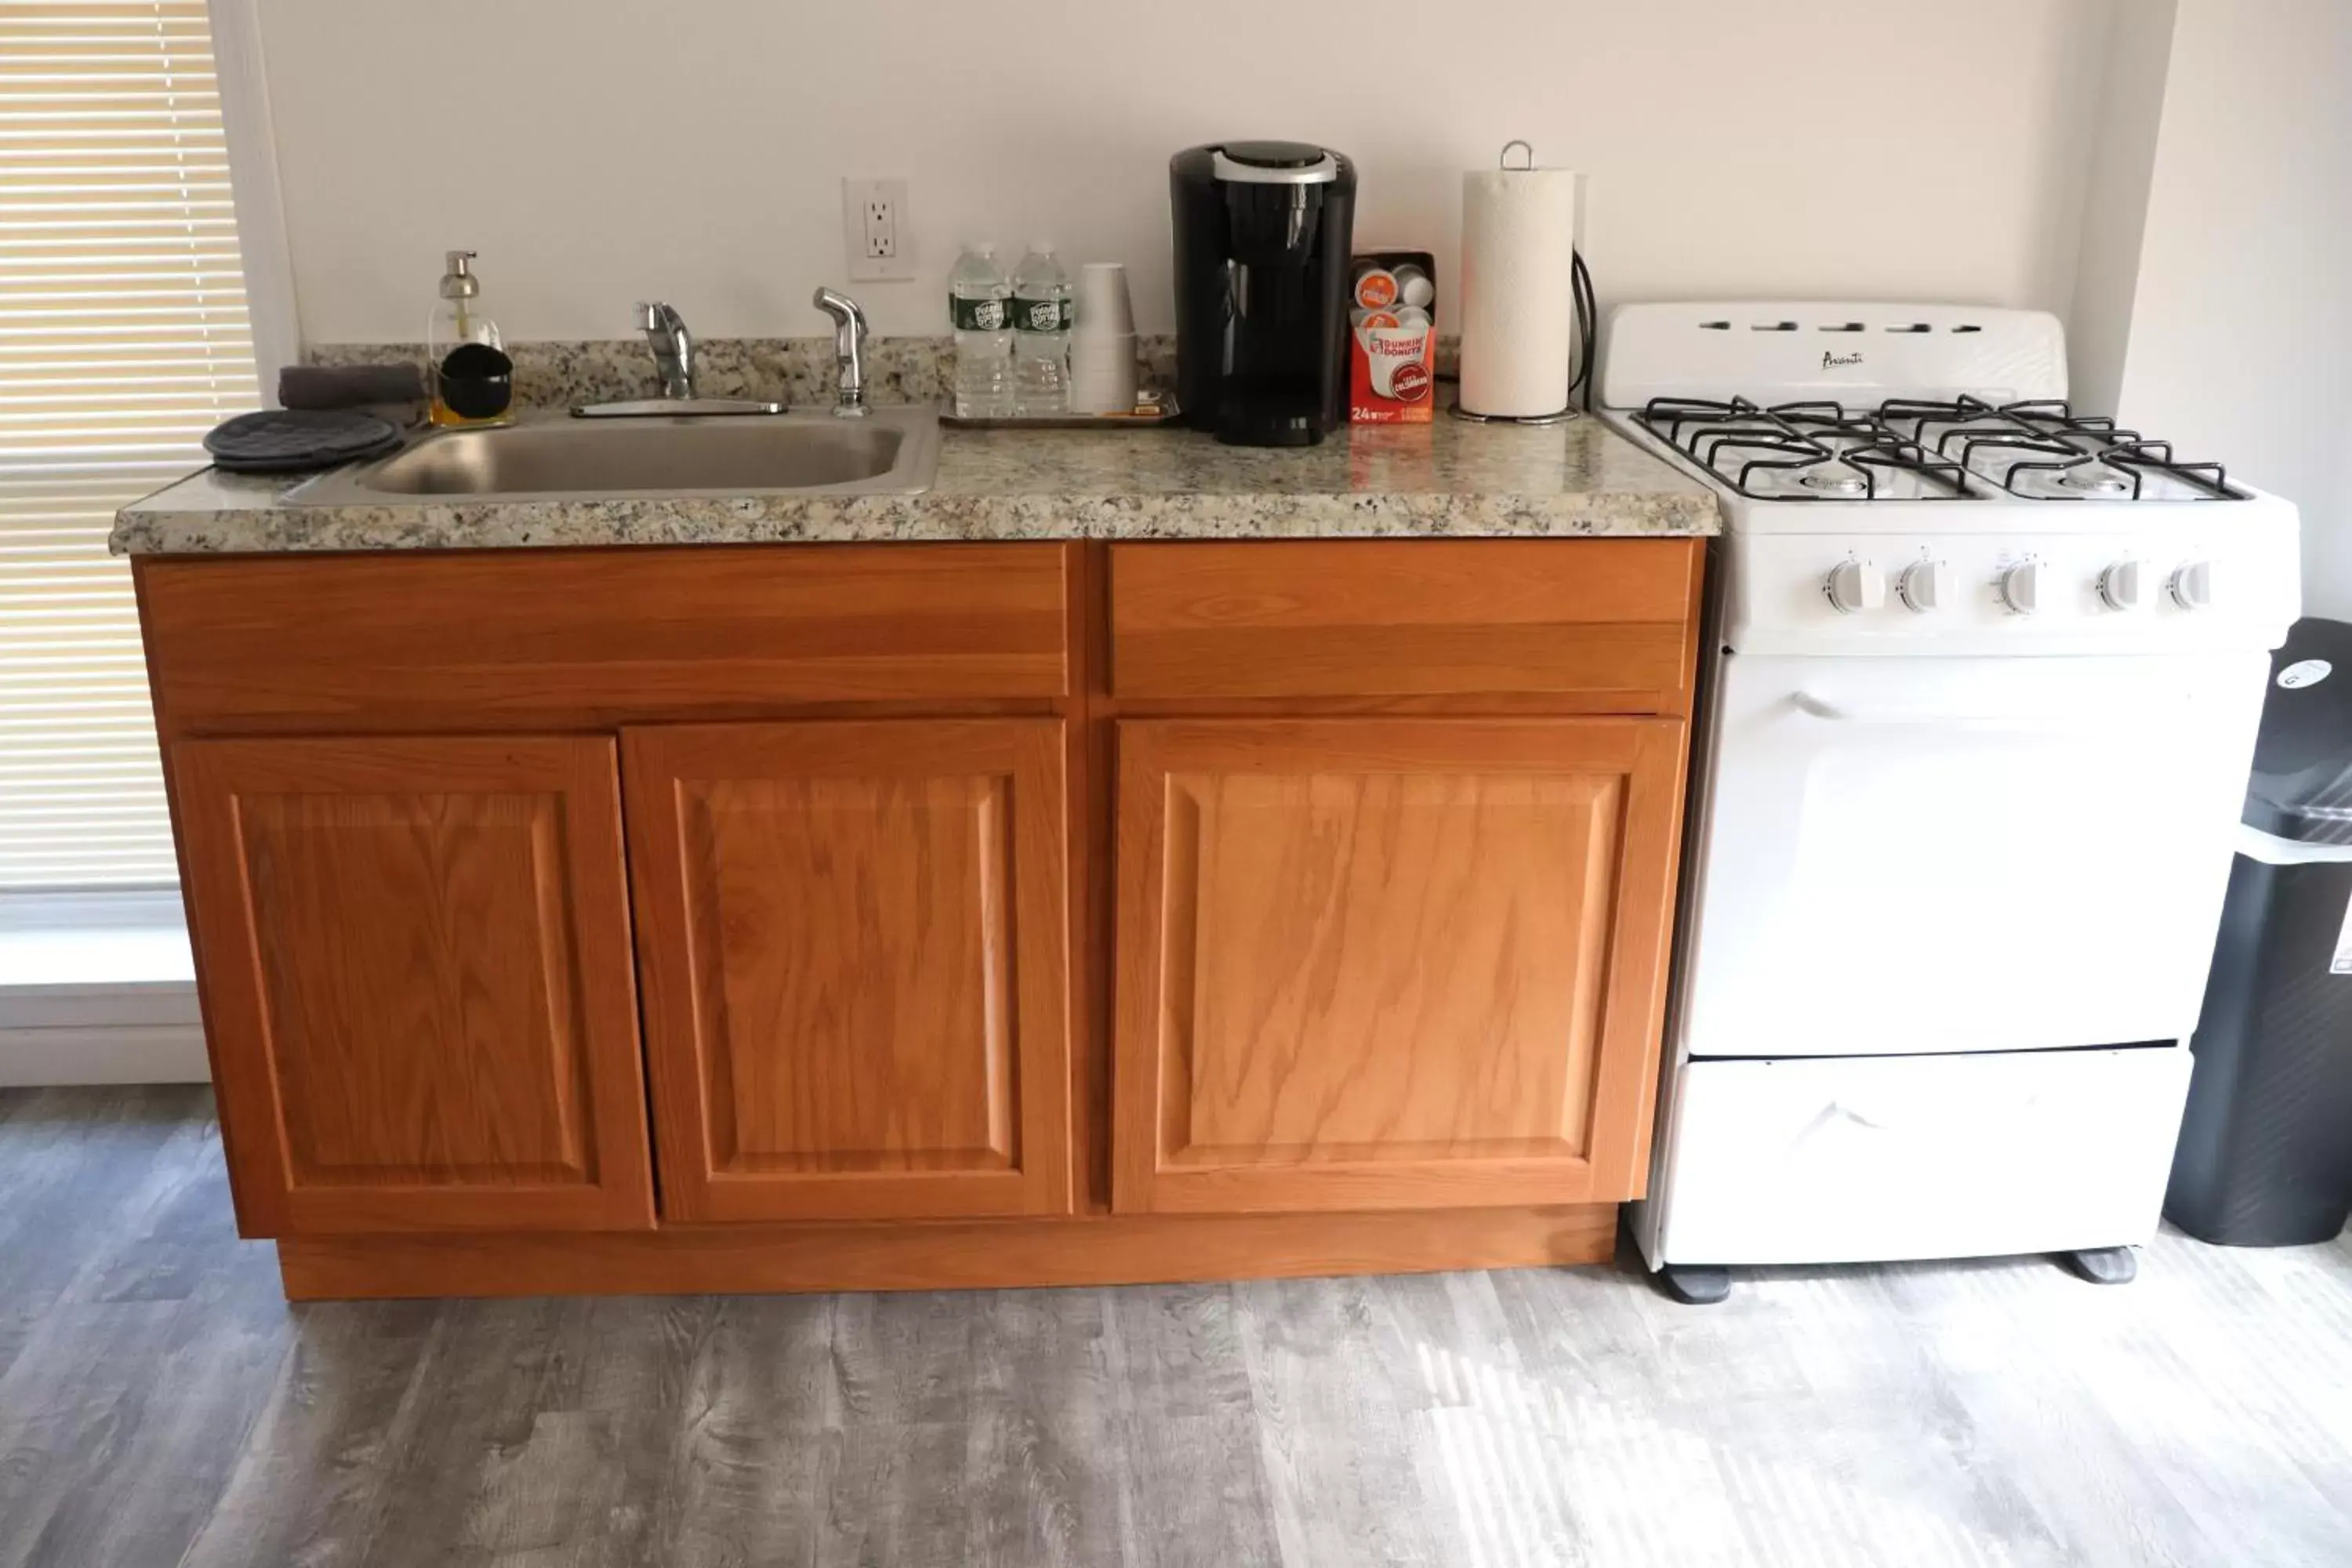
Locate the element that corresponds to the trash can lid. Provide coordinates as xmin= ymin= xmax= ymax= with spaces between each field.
xmin=2246 ymin=619 xmax=2352 ymax=843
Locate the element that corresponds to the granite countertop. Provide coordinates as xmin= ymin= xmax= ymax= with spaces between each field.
xmin=111 ymin=414 xmax=1717 ymax=554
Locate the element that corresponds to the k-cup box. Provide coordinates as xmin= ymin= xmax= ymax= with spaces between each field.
xmin=1350 ymin=249 xmax=1436 ymax=423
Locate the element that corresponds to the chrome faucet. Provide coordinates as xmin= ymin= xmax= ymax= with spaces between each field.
xmin=637 ymin=300 xmax=695 ymax=399
xmin=812 ymin=286 xmax=869 ymax=417
xmin=574 ymin=299 xmax=780 ymax=417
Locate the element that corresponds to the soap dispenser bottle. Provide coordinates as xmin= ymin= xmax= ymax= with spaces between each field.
xmin=425 ymin=249 xmax=507 ymax=427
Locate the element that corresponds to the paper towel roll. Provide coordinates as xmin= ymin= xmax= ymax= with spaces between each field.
xmin=1458 ymin=164 xmax=1581 ymax=418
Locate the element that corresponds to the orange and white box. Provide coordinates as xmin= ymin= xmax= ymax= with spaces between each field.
xmin=1349 ymin=251 xmax=1436 ymax=423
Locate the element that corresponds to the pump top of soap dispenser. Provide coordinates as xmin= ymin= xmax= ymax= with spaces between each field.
xmin=439 ymin=250 xmax=480 ymax=299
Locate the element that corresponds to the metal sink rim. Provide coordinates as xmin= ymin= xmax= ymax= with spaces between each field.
xmin=283 ymin=406 xmax=941 ymax=505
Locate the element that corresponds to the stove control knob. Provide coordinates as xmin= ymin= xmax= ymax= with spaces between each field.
xmin=2099 ymin=558 xmax=2147 ymax=612
xmin=1998 ymin=560 xmax=2045 ymax=615
xmin=2172 ymin=560 xmax=2216 ymax=611
xmin=1824 ymin=560 xmax=1886 ymax=615
xmin=1898 ymin=560 xmax=1954 ymax=613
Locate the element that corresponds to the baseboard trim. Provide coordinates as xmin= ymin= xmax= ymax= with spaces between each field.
xmin=276 ymin=1203 xmax=1621 ymax=1300
xmin=0 ymin=1022 xmax=211 ymax=1086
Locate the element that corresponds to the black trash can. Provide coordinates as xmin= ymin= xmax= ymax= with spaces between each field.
xmin=2167 ymin=618 xmax=2352 ymax=1246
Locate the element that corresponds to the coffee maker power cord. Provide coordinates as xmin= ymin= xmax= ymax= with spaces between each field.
xmin=1571 ymin=252 xmax=1597 ymax=412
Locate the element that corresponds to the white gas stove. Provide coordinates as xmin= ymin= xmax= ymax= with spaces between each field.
xmin=1599 ymin=303 xmax=2301 ymax=1303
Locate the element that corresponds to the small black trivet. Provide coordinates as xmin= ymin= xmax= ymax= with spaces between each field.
xmin=204 ymin=409 xmax=405 ymax=474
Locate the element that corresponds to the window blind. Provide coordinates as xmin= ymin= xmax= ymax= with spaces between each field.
xmin=1 ymin=0 xmax=260 ymax=889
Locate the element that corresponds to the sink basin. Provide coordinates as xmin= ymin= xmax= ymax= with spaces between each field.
xmin=288 ymin=407 xmax=938 ymax=503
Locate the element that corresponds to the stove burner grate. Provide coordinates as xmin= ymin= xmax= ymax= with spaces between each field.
xmin=1878 ymin=397 xmax=2246 ymax=501
xmin=1635 ymin=397 xmax=1974 ymax=501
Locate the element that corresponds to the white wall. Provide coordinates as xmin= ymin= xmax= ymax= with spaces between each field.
xmin=2065 ymin=0 xmax=2177 ymax=416
xmin=254 ymin=0 xmax=2113 ymax=343
xmin=2112 ymin=0 xmax=2352 ymax=616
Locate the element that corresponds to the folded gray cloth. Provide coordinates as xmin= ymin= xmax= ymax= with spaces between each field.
xmin=279 ymin=362 xmax=426 ymax=410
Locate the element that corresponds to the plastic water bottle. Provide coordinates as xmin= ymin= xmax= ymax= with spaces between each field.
xmin=1011 ymin=242 xmax=1072 ymax=417
xmin=949 ymin=241 xmax=1014 ymax=419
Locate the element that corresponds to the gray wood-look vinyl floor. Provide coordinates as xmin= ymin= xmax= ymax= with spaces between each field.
xmin=4 ymin=1087 xmax=2350 ymax=1567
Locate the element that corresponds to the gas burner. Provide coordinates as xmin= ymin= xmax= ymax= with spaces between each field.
xmin=1634 ymin=397 xmax=1973 ymax=501
xmin=1878 ymin=397 xmax=2247 ymax=502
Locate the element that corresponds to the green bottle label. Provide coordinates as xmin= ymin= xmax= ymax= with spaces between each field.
xmin=951 ymin=295 xmax=1007 ymax=332
xmin=1014 ymin=296 xmax=1071 ymax=333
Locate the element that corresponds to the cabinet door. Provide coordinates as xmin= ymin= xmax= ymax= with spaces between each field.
xmin=623 ymin=720 xmax=1070 ymax=1221
xmin=172 ymin=736 xmax=655 ymax=1236
xmin=1112 ymin=718 xmax=1685 ymax=1214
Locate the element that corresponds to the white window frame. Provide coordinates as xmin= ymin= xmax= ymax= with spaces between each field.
xmin=0 ymin=890 xmax=205 ymax=1085
xmin=2 ymin=0 xmax=297 ymax=1080
xmin=208 ymin=0 xmax=299 ymax=401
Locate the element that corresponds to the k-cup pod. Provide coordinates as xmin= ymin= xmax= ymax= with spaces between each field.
xmin=1353 ymin=267 xmax=1400 ymax=310
xmin=1392 ymin=304 xmax=1431 ymax=330
xmin=1394 ymin=264 xmax=1435 ymax=308
xmin=1363 ymin=327 xmax=1433 ymax=400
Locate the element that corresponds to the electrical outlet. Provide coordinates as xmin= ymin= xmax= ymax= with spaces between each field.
xmin=842 ymin=178 xmax=913 ymax=281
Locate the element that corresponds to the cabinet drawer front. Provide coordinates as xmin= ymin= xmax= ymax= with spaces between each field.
xmin=624 ymin=719 xmax=1072 ymax=1221
xmin=1112 ymin=717 xmax=1688 ymax=1214
xmin=1109 ymin=539 xmax=1700 ymax=708
xmin=172 ymin=735 xmax=655 ymax=1236
xmin=138 ymin=544 xmax=1069 ymax=732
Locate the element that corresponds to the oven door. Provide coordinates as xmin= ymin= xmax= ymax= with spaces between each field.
xmin=1680 ymin=652 xmax=2268 ymax=1058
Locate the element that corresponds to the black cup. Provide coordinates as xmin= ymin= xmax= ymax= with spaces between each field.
xmin=437 ymin=341 xmax=514 ymax=420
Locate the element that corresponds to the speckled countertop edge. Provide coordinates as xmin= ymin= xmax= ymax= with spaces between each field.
xmin=114 ymin=484 xmax=1718 ymax=554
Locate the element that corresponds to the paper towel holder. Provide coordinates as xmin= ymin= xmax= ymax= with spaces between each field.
xmin=1450 ymin=140 xmax=1588 ymax=426
xmin=1449 ymin=401 xmax=1580 ymax=426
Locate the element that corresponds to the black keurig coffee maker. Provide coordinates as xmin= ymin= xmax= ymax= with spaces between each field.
xmin=1171 ymin=142 xmax=1356 ymax=446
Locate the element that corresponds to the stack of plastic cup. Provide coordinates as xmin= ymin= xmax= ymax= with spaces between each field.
xmin=1069 ymin=263 xmax=1138 ymax=415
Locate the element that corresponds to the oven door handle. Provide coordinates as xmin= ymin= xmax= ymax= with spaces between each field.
xmin=1789 ymin=691 xmax=2140 ymax=733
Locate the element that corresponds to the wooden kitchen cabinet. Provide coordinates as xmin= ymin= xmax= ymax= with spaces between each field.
xmin=1111 ymin=717 xmax=1686 ymax=1215
xmin=621 ymin=720 xmax=1072 ymax=1221
xmin=169 ymin=735 xmax=655 ymax=1236
xmin=136 ymin=537 xmax=1704 ymax=1297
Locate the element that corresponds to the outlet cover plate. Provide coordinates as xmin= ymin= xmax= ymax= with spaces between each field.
xmin=842 ymin=177 xmax=913 ymax=281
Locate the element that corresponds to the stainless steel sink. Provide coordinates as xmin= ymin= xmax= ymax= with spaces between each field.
xmin=288 ymin=407 xmax=938 ymax=503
